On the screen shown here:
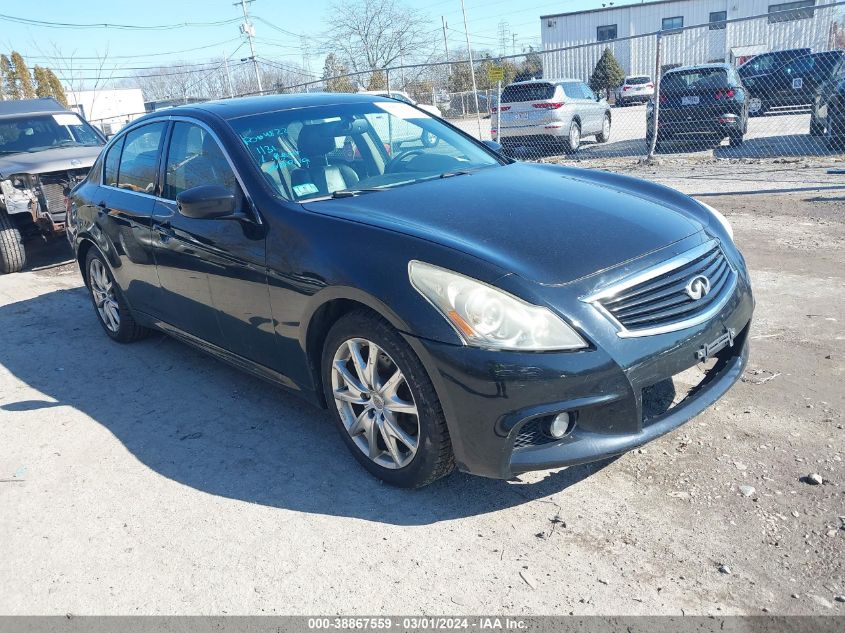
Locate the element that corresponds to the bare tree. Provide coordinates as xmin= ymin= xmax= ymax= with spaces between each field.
xmin=323 ymin=0 xmax=437 ymax=74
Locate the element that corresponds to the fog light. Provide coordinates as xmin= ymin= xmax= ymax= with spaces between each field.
xmin=549 ymin=412 xmax=571 ymax=438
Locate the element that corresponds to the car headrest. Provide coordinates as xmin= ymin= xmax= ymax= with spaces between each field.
xmin=297 ymin=124 xmax=338 ymax=159
xmin=297 ymin=119 xmax=369 ymax=159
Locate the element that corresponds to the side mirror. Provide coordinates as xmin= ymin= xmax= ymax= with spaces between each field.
xmin=482 ymin=139 xmax=503 ymax=154
xmin=176 ymin=185 xmax=238 ymax=220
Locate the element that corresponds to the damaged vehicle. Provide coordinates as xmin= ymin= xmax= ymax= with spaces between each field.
xmin=0 ymin=97 xmax=105 ymax=273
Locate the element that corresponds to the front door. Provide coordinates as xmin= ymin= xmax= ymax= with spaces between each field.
xmin=150 ymin=120 xmax=275 ymax=368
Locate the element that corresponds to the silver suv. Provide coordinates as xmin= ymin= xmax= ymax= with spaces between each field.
xmin=492 ymin=79 xmax=611 ymax=156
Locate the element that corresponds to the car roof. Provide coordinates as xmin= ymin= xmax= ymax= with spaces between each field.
xmin=665 ymin=63 xmax=731 ymax=73
xmin=506 ymin=78 xmax=580 ymax=86
xmin=0 ymin=97 xmax=68 ymax=119
xmin=124 ymin=92 xmax=403 ymax=125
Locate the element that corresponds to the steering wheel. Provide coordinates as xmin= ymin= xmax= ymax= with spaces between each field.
xmin=385 ymin=148 xmax=427 ymax=173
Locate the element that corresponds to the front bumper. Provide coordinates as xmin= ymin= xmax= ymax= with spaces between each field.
xmin=406 ymin=257 xmax=753 ymax=479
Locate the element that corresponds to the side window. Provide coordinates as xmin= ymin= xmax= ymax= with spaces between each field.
xmin=562 ymin=82 xmax=581 ymax=99
xmin=117 ymin=122 xmax=166 ymax=194
xmin=164 ymin=122 xmax=237 ymax=201
xmin=580 ymin=83 xmax=597 ymax=100
xmin=103 ymin=136 xmax=124 ymax=186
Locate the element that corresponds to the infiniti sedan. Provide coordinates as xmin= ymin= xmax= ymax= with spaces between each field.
xmin=68 ymin=93 xmax=753 ymax=488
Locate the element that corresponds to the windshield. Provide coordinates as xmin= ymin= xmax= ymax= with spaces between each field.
xmin=0 ymin=112 xmax=104 ymax=155
xmin=229 ymin=101 xmax=502 ymax=202
xmin=626 ymin=76 xmax=651 ymax=85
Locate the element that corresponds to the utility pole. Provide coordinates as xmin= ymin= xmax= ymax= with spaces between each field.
xmin=512 ymin=33 xmax=517 ymax=56
xmin=235 ymin=0 xmax=263 ymax=93
xmin=223 ymin=52 xmax=234 ymax=98
xmin=441 ymin=16 xmax=451 ymax=77
xmin=460 ymin=0 xmax=483 ymax=139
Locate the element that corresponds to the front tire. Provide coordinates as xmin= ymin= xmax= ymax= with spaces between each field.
xmin=85 ymin=248 xmax=149 ymax=343
xmin=322 ymin=310 xmax=455 ymax=488
xmin=729 ymin=132 xmax=744 ymax=147
xmin=0 ymin=211 xmax=26 ymax=274
xmin=596 ymin=114 xmax=611 ymax=143
xmin=563 ymin=120 xmax=581 ymax=154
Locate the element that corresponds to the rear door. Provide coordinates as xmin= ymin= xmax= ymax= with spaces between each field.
xmin=100 ymin=121 xmax=168 ymax=315
xmin=578 ymin=83 xmax=604 ymax=133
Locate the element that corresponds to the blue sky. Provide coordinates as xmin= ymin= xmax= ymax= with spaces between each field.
xmin=1 ymin=0 xmax=645 ymax=79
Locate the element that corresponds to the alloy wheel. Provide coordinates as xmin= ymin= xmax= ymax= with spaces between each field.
xmin=748 ymin=98 xmax=762 ymax=115
xmin=89 ymin=258 xmax=120 ymax=332
xmin=602 ymin=116 xmax=611 ymax=139
xmin=331 ymin=338 xmax=420 ymax=469
xmin=569 ymin=122 xmax=581 ymax=151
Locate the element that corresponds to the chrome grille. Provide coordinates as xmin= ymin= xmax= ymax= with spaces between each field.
xmin=585 ymin=241 xmax=737 ymax=337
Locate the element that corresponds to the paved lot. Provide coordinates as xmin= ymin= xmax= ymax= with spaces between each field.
xmin=0 ymin=160 xmax=843 ymax=615
xmin=449 ymin=106 xmax=830 ymax=160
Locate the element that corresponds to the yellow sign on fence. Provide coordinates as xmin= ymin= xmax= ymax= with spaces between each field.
xmin=488 ymin=66 xmax=504 ymax=82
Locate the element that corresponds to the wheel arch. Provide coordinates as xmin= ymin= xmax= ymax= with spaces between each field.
xmin=302 ymin=289 xmax=417 ymax=408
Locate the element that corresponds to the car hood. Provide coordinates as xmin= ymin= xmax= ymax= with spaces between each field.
xmin=302 ymin=162 xmax=706 ymax=285
xmin=0 ymin=145 xmax=102 ymax=178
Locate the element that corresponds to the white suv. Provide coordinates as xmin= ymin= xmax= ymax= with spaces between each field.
xmin=615 ymin=75 xmax=654 ymax=106
xmin=492 ymin=79 xmax=611 ymax=155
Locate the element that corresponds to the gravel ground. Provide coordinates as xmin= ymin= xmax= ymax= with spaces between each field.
xmin=0 ymin=159 xmax=843 ymax=615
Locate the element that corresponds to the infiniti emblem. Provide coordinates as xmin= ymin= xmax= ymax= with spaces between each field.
xmin=685 ymin=275 xmax=711 ymax=301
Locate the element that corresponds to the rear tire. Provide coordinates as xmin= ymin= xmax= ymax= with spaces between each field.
xmin=748 ymin=97 xmax=767 ymax=117
xmin=85 ymin=248 xmax=150 ymax=343
xmin=0 ymin=210 xmax=26 ymax=274
xmin=729 ymin=133 xmax=744 ymax=147
xmin=321 ymin=310 xmax=455 ymax=488
xmin=810 ymin=116 xmax=825 ymax=136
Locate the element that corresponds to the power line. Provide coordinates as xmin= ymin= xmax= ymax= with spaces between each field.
xmin=0 ymin=12 xmax=242 ymax=30
xmin=23 ymin=38 xmax=243 ymax=61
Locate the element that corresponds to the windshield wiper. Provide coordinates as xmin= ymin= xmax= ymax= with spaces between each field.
xmin=439 ymin=170 xmax=473 ymax=179
xmin=331 ymin=188 xmax=387 ymax=198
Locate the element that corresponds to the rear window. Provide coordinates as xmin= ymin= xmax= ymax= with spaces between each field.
xmin=501 ymin=83 xmax=555 ymax=103
xmin=662 ymin=68 xmax=729 ymax=91
xmin=626 ymin=76 xmax=651 ymax=85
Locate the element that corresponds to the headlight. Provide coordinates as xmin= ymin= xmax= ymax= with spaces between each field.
xmin=698 ymin=201 xmax=734 ymax=240
xmin=408 ymin=261 xmax=587 ymax=351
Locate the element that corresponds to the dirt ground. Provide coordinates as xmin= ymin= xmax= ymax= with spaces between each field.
xmin=0 ymin=159 xmax=842 ymax=615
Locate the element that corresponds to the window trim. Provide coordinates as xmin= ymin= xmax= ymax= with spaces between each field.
xmin=768 ymin=0 xmax=815 ymax=23
xmin=662 ymin=16 xmax=684 ymax=31
xmin=164 ymin=115 xmax=260 ymax=223
xmin=709 ymin=11 xmax=727 ymax=30
xmin=596 ymin=24 xmax=617 ymax=42
xmin=101 ymin=121 xmax=167 ymax=200
xmin=99 ymin=115 xmax=261 ymax=224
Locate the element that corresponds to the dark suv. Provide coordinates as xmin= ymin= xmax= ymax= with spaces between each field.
xmin=742 ymin=50 xmax=845 ymax=116
xmin=810 ymin=58 xmax=845 ymax=148
xmin=647 ymin=64 xmax=748 ymax=151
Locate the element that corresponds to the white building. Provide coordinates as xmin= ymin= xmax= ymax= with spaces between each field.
xmin=66 ymin=88 xmax=146 ymax=135
xmin=540 ymin=0 xmax=839 ymax=81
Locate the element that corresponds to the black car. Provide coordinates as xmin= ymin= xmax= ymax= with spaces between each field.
xmin=811 ymin=59 xmax=845 ymax=148
xmin=742 ymin=50 xmax=845 ymax=116
xmin=647 ymin=64 xmax=748 ymax=150
xmin=68 ymin=94 xmax=753 ymax=488
xmin=737 ymin=48 xmax=810 ymax=82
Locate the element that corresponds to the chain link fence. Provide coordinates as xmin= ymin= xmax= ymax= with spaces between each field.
xmin=261 ymin=1 xmax=845 ymax=163
xmin=84 ymin=3 xmax=845 ymax=164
